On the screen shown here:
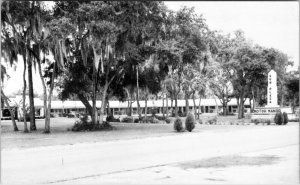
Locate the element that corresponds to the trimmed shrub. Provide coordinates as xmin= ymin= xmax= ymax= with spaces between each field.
xmin=134 ymin=118 xmax=139 ymax=123
xmin=174 ymin=118 xmax=183 ymax=132
xmin=274 ymin=112 xmax=283 ymax=125
xmin=71 ymin=118 xmax=113 ymax=132
xmin=207 ymin=117 xmax=217 ymax=125
xmin=151 ymin=108 xmax=157 ymax=117
xmin=165 ymin=117 xmax=171 ymax=124
xmin=198 ymin=119 xmax=203 ymax=124
xmin=251 ymin=119 xmax=259 ymax=125
xmin=151 ymin=118 xmax=160 ymax=124
xmin=283 ymin=112 xmax=288 ymax=125
xmin=155 ymin=115 xmax=166 ymax=121
xmin=121 ymin=117 xmax=134 ymax=123
xmin=106 ymin=114 xmax=120 ymax=122
xmin=185 ymin=113 xmax=195 ymax=132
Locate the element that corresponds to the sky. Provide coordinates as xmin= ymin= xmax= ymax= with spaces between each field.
xmin=3 ymin=1 xmax=299 ymax=96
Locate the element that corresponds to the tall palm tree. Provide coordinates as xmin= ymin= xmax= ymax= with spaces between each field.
xmin=0 ymin=64 xmax=19 ymax=131
xmin=1 ymin=1 xmax=39 ymax=131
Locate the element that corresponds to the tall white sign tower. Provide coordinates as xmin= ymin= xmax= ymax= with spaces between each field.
xmin=266 ymin=70 xmax=279 ymax=107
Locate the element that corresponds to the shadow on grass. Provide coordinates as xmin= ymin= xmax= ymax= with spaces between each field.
xmin=178 ymin=155 xmax=281 ymax=169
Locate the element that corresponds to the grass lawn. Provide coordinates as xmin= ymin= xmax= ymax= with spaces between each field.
xmin=1 ymin=115 xmax=288 ymax=150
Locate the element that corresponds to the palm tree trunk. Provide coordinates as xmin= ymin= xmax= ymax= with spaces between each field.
xmin=192 ymin=92 xmax=196 ymax=116
xmin=166 ymin=93 xmax=169 ymax=118
xmin=162 ymin=94 xmax=165 ymax=118
xmin=136 ymin=67 xmax=141 ymax=119
xmin=198 ymin=96 xmax=202 ymax=119
xmin=144 ymin=90 xmax=148 ymax=122
xmin=170 ymin=94 xmax=173 ymax=117
xmin=1 ymin=90 xmax=18 ymax=131
xmin=44 ymin=62 xmax=56 ymax=133
xmin=27 ymin=58 xmax=36 ymax=131
xmin=175 ymin=93 xmax=178 ymax=117
xmin=280 ymin=87 xmax=284 ymax=107
xmin=185 ymin=92 xmax=189 ymax=116
xmin=22 ymin=56 xmax=28 ymax=133
xmin=37 ymin=59 xmax=47 ymax=120
xmin=92 ymin=61 xmax=97 ymax=124
xmin=252 ymin=87 xmax=255 ymax=111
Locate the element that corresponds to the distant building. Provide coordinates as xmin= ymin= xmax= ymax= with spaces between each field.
xmin=1 ymin=95 xmax=252 ymax=120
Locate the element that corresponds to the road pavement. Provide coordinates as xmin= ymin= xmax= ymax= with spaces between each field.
xmin=2 ymin=124 xmax=299 ymax=184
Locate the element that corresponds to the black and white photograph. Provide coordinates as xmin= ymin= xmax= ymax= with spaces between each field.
xmin=0 ymin=1 xmax=299 ymax=184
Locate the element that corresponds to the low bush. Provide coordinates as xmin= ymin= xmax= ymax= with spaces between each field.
xmin=134 ymin=118 xmax=139 ymax=123
xmin=121 ymin=117 xmax=134 ymax=123
xmin=174 ymin=117 xmax=183 ymax=132
xmin=274 ymin=112 xmax=283 ymax=125
xmin=106 ymin=114 xmax=120 ymax=122
xmin=282 ymin=112 xmax=288 ymax=125
xmin=288 ymin=117 xmax=299 ymax=122
xmin=251 ymin=118 xmax=272 ymax=125
xmin=185 ymin=112 xmax=195 ymax=132
xmin=165 ymin=117 xmax=171 ymax=124
xmin=71 ymin=116 xmax=113 ymax=132
xmin=198 ymin=119 xmax=203 ymax=124
xmin=155 ymin=115 xmax=166 ymax=121
xmin=207 ymin=117 xmax=217 ymax=125
xmin=151 ymin=118 xmax=160 ymax=124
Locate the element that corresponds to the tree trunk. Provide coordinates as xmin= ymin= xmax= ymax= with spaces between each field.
xmin=252 ymin=88 xmax=255 ymax=111
xmin=37 ymin=59 xmax=47 ymax=120
xmin=99 ymin=84 xmax=108 ymax=124
xmin=92 ymin=62 xmax=97 ymax=124
xmin=192 ymin=92 xmax=196 ymax=116
xmin=78 ymin=94 xmax=93 ymax=118
xmin=136 ymin=67 xmax=141 ymax=119
xmin=127 ymin=99 xmax=130 ymax=116
xmin=185 ymin=92 xmax=189 ymax=116
xmin=22 ymin=56 xmax=28 ymax=133
xmin=214 ymin=97 xmax=219 ymax=116
xmin=198 ymin=96 xmax=202 ymax=119
xmin=170 ymin=95 xmax=173 ymax=117
xmin=281 ymin=90 xmax=284 ymax=107
xmin=106 ymin=96 xmax=111 ymax=116
xmin=130 ymin=93 xmax=133 ymax=116
xmin=249 ymin=96 xmax=252 ymax=112
xmin=175 ymin=94 xmax=178 ymax=117
xmin=2 ymin=90 xmax=18 ymax=131
xmin=293 ymin=95 xmax=296 ymax=113
xmin=225 ymin=101 xmax=228 ymax=116
xmin=162 ymin=94 xmax=165 ymax=118
xmin=225 ymin=86 xmax=229 ymax=115
xmin=27 ymin=58 xmax=36 ymax=131
xmin=166 ymin=93 xmax=169 ymax=118
xmin=44 ymin=62 xmax=56 ymax=133
xmin=238 ymin=87 xmax=245 ymax=119
xmin=222 ymin=102 xmax=226 ymax=116
xmin=144 ymin=90 xmax=148 ymax=122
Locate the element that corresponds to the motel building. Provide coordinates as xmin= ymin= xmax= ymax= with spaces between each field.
xmin=1 ymin=95 xmax=252 ymax=120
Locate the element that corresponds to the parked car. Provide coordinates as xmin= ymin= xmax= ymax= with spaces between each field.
xmin=67 ymin=111 xmax=79 ymax=118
